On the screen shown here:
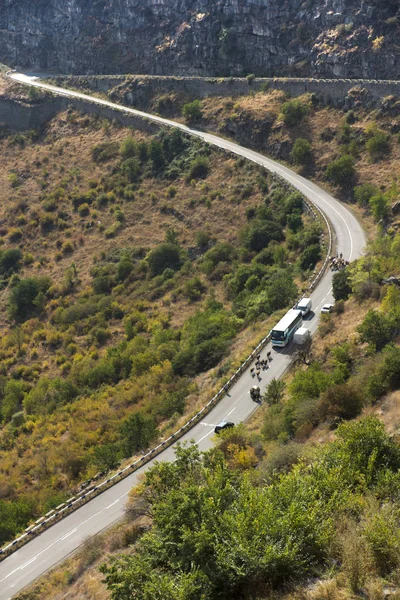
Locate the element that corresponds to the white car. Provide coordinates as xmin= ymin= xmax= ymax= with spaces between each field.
xmin=321 ymin=303 xmax=334 ymax=314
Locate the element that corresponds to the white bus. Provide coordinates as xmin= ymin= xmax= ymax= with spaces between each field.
xmin=270 ymin=309 xmax=302 ymax=347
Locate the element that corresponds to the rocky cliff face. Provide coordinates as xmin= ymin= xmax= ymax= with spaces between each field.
xmin=0 ymin=0 xmax=398 ymax=78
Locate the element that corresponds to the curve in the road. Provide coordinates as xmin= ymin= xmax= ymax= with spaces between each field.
xmin=0 ymin=73 xmax=366 ymax=600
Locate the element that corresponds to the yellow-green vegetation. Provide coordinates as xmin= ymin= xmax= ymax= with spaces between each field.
xmin=98 ymin=419 xmax=400 ymax=599
xmin=129 ymin=87 xmax=400 ymax=228
xmin=22 ymin=417 xmax=400 ymax=600
xmin=20 ymin=226 xmax=400 ymax=600
xmin=11 ymin=80 xmax=400 ymax=600
xmin=0 ymin=111 xmax=324 ymax=544
xmin=198 ymin=91 xmax=400 ymax=223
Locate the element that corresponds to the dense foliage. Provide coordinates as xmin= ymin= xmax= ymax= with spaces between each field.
xmin=101 ymin=418 xmax=400 ymax=599
xmin=0 ymin=120 xmax=323 ymax=544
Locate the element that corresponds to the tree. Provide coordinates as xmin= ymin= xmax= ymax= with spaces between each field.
xmin=264 ymin=378 xmax=285 ymax=405
xmin=241 ymin=220 xmax=283 ymax=253
xmin=267 ymin=270 xmax=298 ymax=311
xmin=8 ymin=276 xmax=51 ymax=321
xmin=369 ymin=193 xmax=389 ymax=222
xmin=357 ymin=309 xmax=394 ymax=351
xmin=293 ymin=337 xmax=313 ymax=366
xmin=93 ymin=443 xmax=121 ymax=471
xmin=147 ymin=243 xmax=182 ymax=276
xmin=291 ymin=138 xmax=313 ymax=166
xmin=299 ymin=244 xmax=321 ymax=270
xmin=287 ymin=211 xmax=303 ymax=233
xmin=149 ymin=140 xmax=165 ymax=171
xmin=354 ymin=183 xmax=379 ymax=207
xmin=326 ymin=155 xmax=355 ymax=187
xmin=317 ymin=382 xmax=363 ymax=422
xmin=120 ymin=412 xmax=157 ymax=457
xmin=333 ymin=269 xmax=352 ymax=301
xmin=1 ymin=380 xmax=24 ymax=421
xmin=121 ymin=157 xmax=141 ymax=182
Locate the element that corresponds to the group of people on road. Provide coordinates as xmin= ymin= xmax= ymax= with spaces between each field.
xmin=330 ymin=253 xmax=349 ymax=271
xmin=250 ymin=352 xmax=272 ymax=380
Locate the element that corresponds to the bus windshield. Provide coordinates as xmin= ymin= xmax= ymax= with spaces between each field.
xmin=271 ymin=329 xmax=286 ymax=341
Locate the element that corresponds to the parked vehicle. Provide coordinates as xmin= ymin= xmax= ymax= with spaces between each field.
xmin=271 ymin=309 xmax=302 ymax=347
xmin=381 ymin=276 xmax=400 ymax=287
xmin=214 ymin=421 xmax=234 ymax=434
xmin=296 ymin=297 xmax=312 ymax=316
xmin=321 ymin=303 xmax=334 ymax=314
xmin=293 ymin=327 xmax=311 ymax=345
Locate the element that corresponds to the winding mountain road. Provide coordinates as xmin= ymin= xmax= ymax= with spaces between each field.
xmin=0 ymin=73 xmax=366 ymax=599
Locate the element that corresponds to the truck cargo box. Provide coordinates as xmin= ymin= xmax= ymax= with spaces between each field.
xmin=293 ymin=327 xmax=311 ymax=345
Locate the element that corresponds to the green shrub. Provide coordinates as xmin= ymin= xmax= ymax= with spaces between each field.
xmin=326 ymin=154 xmax=355 ymax=187
xmin=1 ymin=380 xmax=25 ymax=421
xmin=202 ymin=243 xmax=236 ymax=276
xmin=0 ymin=248 xmax=22 ymax=277
xmin=120 ymin=136 xmax=137 ymax=158
xmin=364 ymin=506 xmax=400 ymax=576
xmin=78 ymin=203 xmax=90 ymax=217
xmin=299 ymin=243 xmax=321 ymax=270
xmin=241 ymin=220 xmax=284 ymax=253
xmin=195 ymin=230 xmax=211 ymax=250
xmin=117 ymin=256 xmax=133 ymax=281
xmin=357 ymin=309 xmax=394 ymax=352
xmin=182 ymin=277 xmax=207 ymax=302
xmin=186 ymin=157 xmax=210 ymax=181
xmin=61 ymin=240 xmax=74 ymax=254
xmin=354 ymin=183 xmax=379 ymax=207
xmin=291 ymin=138 xmax=313 ymax=166
xmin=8 ymin=276 xmax=51 ymax=321
xmin=147 ymin=243 xmax=182 ymax=277
xmin=366 ymin=130 xmax=390 ymax=161
xmin=281 ymin=99 xmax=309 ymax=126
xmin=120 ymin=158 xmax=141 ymax=183
xmin=92 ymin=142 xmax=119 ymax=163
xmin=332 ymin=269 xmax=352 ymax=301
xmin=182 ymin=100 xmax=203 ymax=122
xmin=23 ymin=377 xmax=78 ymax=415
xmin=369 ymin=192 xmax=389 ymax=222
xmin=317 ymin=382 xmax=363 ymax=422
xmin=8 ymin=227 xmax=23 ymax=243
xmin=105 ymin=222 xmax=123 ymax=238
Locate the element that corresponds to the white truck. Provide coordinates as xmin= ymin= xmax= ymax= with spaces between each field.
xmin=296 ymin=297 xmax=312 ymax=316
xmin=293 ymin=327 xmax=311 ymax=345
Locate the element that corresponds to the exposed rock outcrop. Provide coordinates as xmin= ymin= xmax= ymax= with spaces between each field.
xmin=0 ymin=0 xmax=398 ymax=78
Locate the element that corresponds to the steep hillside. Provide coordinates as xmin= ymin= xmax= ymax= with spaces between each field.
xmin=102 ymin=80 xmax=399 ymax=229
xmin=18 ymin=226 xmax=400 ymax=600
xmin=0 ymin=0 xmax=399 ymax=78
xmin=0 ymin=96 xmax=325 ymax=544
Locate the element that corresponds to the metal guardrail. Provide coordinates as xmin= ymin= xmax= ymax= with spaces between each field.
xmin=0 ymin=89 xmax=333 ymax=563
xmin=0 ymin=181 xmax=332 ymax=563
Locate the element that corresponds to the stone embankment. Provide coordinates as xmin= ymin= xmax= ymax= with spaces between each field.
xmin=53 ymin=74 xmax=400 ymax=110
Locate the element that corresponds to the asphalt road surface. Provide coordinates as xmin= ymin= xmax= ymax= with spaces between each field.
xmin=0 ymin=73 xmax=366 ymax=599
